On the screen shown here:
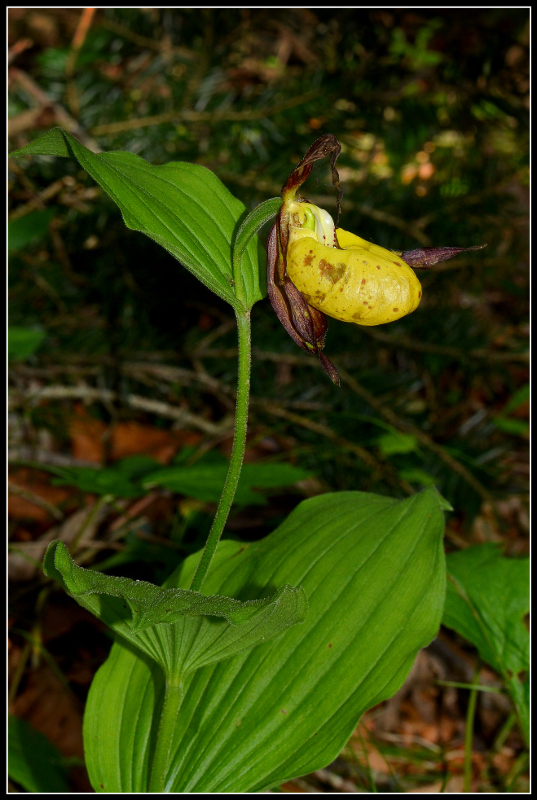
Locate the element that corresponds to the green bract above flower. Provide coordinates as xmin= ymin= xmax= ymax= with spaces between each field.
xmin=267 ymin=134 xmax=486 ymax=385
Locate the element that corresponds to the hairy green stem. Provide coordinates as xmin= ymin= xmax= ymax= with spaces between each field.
xmin=148 ymin=676 xmax=183 ymax=793
xmin=148 ymin=308 xmax=251 ymax=790
xmin=189 ymin=309 xmax=251 ymax=593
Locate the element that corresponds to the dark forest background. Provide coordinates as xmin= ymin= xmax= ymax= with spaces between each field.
xmin=9 ymin=9 xmax=528 ymax=793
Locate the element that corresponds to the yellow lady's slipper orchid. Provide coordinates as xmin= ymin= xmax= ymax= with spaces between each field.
xmin=286 ymin=202 xmax=422 ymax=326
xmin=266 ymin=133 xmax=485 ymax=385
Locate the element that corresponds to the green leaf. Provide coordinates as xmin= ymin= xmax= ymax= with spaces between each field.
xmin=32 ymin=456 xmax=160 ymax=498
xmin=83 ymin=487 xmax=446 ymax=792
xmin=8 ymin=715 xmax=70 ymax=793
xmin=492 ymin=384 xmax=529 ymax=436
xmin=48 ymin=464 xmax=145 ymax=498
xmin=8 ymin=207 xmax=57 ymax=252
xmin=109 ymin=454 xmax=162 ymax=479
xmin=142 ymin=459 xmax=311 ymax=506
xmin=501 ymin=383 xmax=529 ymax=415
xmin=10 ymin=128 xmax=263 ymax=310
xmin=398 ymin=467 xmax=436 ymax=487
xmin=22 ymin=455 xmax=309 ymax=506
xmin=232 ymin=196 xmax=281 ymax=299
xmin=432 ymin=487 xmax=454 ymax=511
xmin=8 ymin=326 xmax=46 ymax=361
xmin=443 ymin=544 xmax=529 ymax=742
xmin=492 ymin=416 xmax=529 ymax=436
xmin=44 ymin=540 xmax=306 ymax=673
xmin=376 ymin=431 xmax=419 ymax=455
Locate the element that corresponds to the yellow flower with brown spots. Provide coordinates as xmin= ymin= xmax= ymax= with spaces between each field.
xmin=267 ymin=134 xmax=485 ymax=385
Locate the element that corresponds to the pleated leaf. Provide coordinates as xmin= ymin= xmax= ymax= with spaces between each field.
xmin=84 ymin=487 xmax=446 ymax=792
xmin=9 ymin=128 xmax=264 ymax=310
xmin=44 ymin=540 xmax=307 ymax=675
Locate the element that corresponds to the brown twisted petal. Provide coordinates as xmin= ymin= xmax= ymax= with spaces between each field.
xmin=281 ymin=134 xmax=343 ymax=224
xmin=401 ymin=244 xmax=487 ymax=268
xmin=266 ymin=134 xmax=345 ymax=386
xmin=266 ymin=221 xmax=340 ymax=385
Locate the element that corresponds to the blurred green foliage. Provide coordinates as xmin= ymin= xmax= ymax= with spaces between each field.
xmin=444 ymin=544 xmax=529 ymax=743
xmin=8 ymin=8 xmax=528 ymax=527
xmin=8 ymin=714 xmax=71 ymax=792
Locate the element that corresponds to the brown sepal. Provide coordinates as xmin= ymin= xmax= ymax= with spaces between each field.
xmin=266 ymin=221 xmax=340 ymax=385
xmin=401 ymin=244 xmax=487 ymax=268
xmin=265 ymin=134 xmax=344 ymax=386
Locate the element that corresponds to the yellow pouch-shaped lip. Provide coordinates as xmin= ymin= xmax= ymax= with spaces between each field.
xmin=336 ymin=228 xmax=399 ymax=262
xmin=287 ymin=231 xmax=422 ymax=326
xmin=335 ymin=228 xmax=372 ymax=249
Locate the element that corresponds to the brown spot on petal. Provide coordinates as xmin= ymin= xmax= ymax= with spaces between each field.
xmin=393 ymin=308 xmax=398 ymax=312
xmin=361 ymin=278 xmax=366 ymax=284
xmin=318 ymin=259 xmax=346 ymax=285
xmin=376 ymin=265 xmax=381 ymax=269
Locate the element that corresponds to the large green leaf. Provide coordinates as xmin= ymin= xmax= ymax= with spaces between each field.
xmin=443 ymin=543 xmax=529 ymax=743
xmin=9 ymin=128 xmax=264 ymax=310
xmin=84 ymin=487 xmax=446 ymax=792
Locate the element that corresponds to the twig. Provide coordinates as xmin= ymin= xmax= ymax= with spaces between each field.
xmin=10 ymin=384 xmax=231 ymax=436
xmin=66 ymin=8 xmax=96 ymax=76
xmin=253 ymin=397 xmax=414 ymax=495
xmin=193 ymin=318 xmax=236 ymax=352
xmin=8 ymin=481 xmax=64 ymax=520
xmin=313 ymin=769 xmax=359 ymax=793
xmin=338 ymin=368 xmax=495 ymax=505
xmin=9 ymin=67 xmax=100 ymax=152
xmin=65 ymin=7 xmax=97 ymax=118
xmin=13 ymin=359 xmax=235 ymax=406
xmin=8 ymin=37 xmax=34 ymax=65
xmin=97 ymin=14 xmax=195 ymax=61
xmin=8 ymin=106 xmax=57 ymax=139
xmin=89 ymin=90 xmax=320 ymax=136
xmin=8 ymin=448 xmax=99 ymax=468
xmin=108 ymin=491 xmax=162 ymax=533
xmin=360 ymin=328 xmax=529 ymax=363
xmin=8 ymin=178 xmax=66 ymax=221
xmin=217 ymin=169 xmax=433 ymax=245
xmin=193 ymin=346 xmax=497 ymax=503
xmin=200 ymin=341 xmax=526 ymax=371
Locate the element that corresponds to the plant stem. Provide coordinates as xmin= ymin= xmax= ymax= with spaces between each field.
xmin=149 ymin=310 xmax=251 ymax=791
xmin=463 ymin=660 xmax=481 ymax=792
xmin=148 ymin=677 xmax=183 ymax=793
xmin=189 ymin=309 xmax=251 ymax=593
